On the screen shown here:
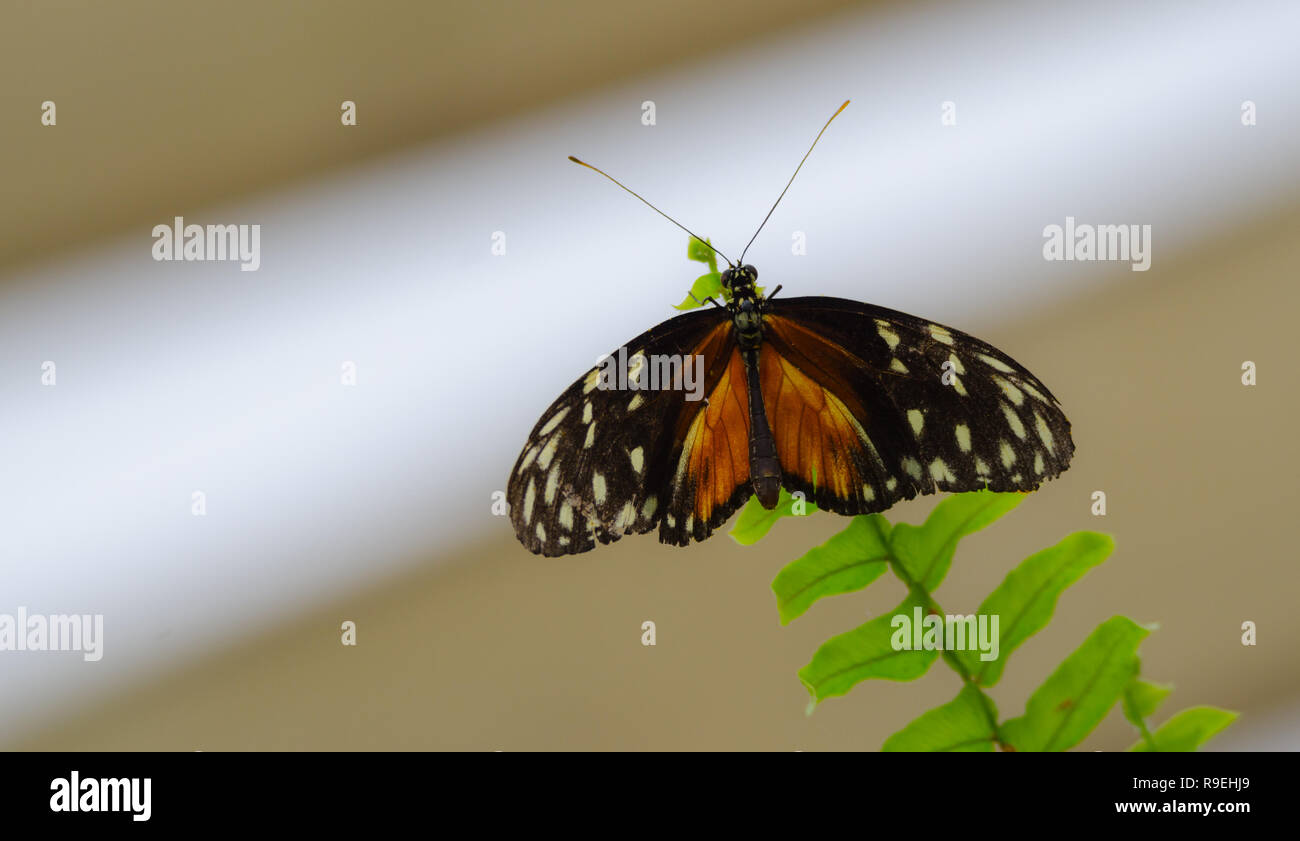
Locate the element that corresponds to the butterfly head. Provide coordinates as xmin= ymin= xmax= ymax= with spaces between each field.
xmin=720 ymin=264 xmax=759 ymax=298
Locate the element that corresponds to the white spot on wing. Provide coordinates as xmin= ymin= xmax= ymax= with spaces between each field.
xmin=1021 ymin=382 xmax=1049 ymax=403
xmin=876 ymin=320 xmax=901 ymax=350
xmin=627 ymin=352 xmax=646 ymax=386
xmin=903 ymin=457 xmax=922 ymax=481
xmin=955 ymin=424 xmax=971 ymax=452
xmin=538 ymin=434 xmax=561 ymax=469
xmin=627 ymin=393 xmax=645 ymax=412
xmin=629 ymin=446 xmax=644 ymax=474
xmin=1001 ymin=401 xmax=1026 ymax=439
xmin=907 ymin=409 xmax=924 ymax=437
xmin=584 ymin=422 xmax=596 ymax=449
xmin=593 ymin=472 xmax=607 ymax=505
xmin=929 ymin=324 xmax=954 ymax=345
xmin=979 ymin=353 xmax=1014 ymax=373
xmin=523 ymin=479 xmax=536 ymax=525
xmin=994 ymin=376 xmax=1024 ymax=406
xmin=1035 ymin=413 xmax=1055 ymax=453
xmin=1000 ymin=441 xmax=1016 ymax=468
xmin=539 ymin=407 xmax=569 ymax=436
xmin=929 ymin=458 xmax=955 ymax=483
xmin=544 ymin=464 xmax=559 ymax=504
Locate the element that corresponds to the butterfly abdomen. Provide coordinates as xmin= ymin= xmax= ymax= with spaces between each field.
xmin=741 ymin=346 xmax=782 ymax=509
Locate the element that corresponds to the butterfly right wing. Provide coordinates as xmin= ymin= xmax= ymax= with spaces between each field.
xmin=761 ymin=296 xmax=1074 ymax=516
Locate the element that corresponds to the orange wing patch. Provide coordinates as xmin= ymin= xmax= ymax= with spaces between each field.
xmin=758 ymin=341 xmax=875 ymax=504
xmin=673 ymin=347 xmax=751 ymax=526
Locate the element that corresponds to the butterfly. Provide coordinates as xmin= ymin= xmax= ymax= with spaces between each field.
xmin=507 ymin=101 xmax=1073 ymax=556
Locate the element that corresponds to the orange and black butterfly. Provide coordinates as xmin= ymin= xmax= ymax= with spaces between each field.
xmin=507 ymin=102 xmax=1073 ymax=556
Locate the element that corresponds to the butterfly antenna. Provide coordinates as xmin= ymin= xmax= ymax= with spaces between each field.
xmin=739 ymin=100 xmax=849 ymax=264
xmin=568 ymin=156 xmax=734 ymax=266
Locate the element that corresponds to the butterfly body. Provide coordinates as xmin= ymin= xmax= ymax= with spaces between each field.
xmin=507 ymin=263 xmax=1074 ymax=556
xmin=724 ymin=264 xmax=783 ymax=510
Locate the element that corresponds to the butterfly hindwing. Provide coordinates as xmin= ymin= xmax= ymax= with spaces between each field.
xmin=658 ymin=344 xmax=753 ymax=547
xmin=507 ymin=308 xmax=736 ymax=556
xmin=762 ymin=296 xmax=1074 ymax=513
xmin=756 ymin=333 xmax=910 ymax=515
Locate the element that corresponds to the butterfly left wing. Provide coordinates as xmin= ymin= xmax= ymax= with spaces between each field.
xmin=507 ymin=308 xmax=739 ymax=556
xmin=760 ymin=296 xmax=1074 ymax=516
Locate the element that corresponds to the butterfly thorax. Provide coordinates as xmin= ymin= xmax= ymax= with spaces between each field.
xmin=722 ymin=264 xmax=765 ymax=351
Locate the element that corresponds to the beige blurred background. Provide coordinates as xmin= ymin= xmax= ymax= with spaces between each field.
xmin=4 ymin=0 xmax=1297 ymax=750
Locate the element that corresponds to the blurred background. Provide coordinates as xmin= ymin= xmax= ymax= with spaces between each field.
xmin=2 ymin=0 xmax=1297 ymax=751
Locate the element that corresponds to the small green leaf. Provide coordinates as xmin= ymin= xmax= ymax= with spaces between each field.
xmin=687 ymin=236 xmax=718 ymax=272
xmin=1122 ymin=677 xmax=1174 ymax=730
xmin=1001 ymin=616 xmax=1150 ymax=752
xmin=729 ymin=488 xmax=818 ymax=546
xmin=673 ymin=272 xmax=723 ymax=311
xmin=798 ymin=595 xmax=938 ymax=704
xmin=959 ymin=531 xmax=1113 ymax=686
xmin=772 ymin=515 xmax=891 ymax=625
xmin=890 ymin=490 xmax=1025 ymax=590
xmin=882 ymin=685 xmax=998 ymax=752
xmin=1127 ymin=706 xmax=1238 ymax=752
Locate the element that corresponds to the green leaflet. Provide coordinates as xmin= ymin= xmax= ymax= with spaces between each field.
xmin=675 ymin=236 xmax=721 ymax=310
xmin=889 ymin=491 xmax=1025 ymax=590
xmin=959 ymin=531 xmax=1113 ymax=686
xmin=730 ymin=487 xmax=818 ymax=546
xmin=883 ymin=685 xmax=998 ymax=752
xmin=798 ymin=595 xmax=938 ymax=704
xmin=1002 ymin=616 xmax=1150 ymax=752
xmin=686 ymin=235 xmax=718 ymax=271
xmin=1127 ymin=706 xmax=1239 ymax=752
xmin=772 ymin=515 xmax=890 ymax=624
xmin=1122 ymin=676 xmax=1174 ymax=729
xmin=673 ymin=272 xmax=723 ymax=311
